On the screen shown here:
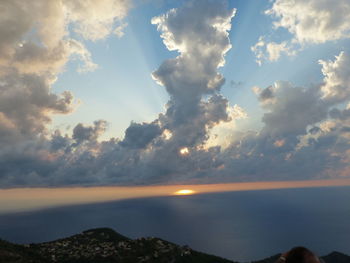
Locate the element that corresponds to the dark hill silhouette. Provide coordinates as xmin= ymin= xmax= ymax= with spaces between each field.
xmin=0 ymin=228 xmax=349 ymax=263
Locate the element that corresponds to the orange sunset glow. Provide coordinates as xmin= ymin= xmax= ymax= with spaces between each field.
xmin=174 ymin=189 xmax=196 ymax=195
xmin=2 ymin=179 xmax=350 ymax=214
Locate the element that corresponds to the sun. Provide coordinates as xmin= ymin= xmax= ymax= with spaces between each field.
xmin=179 ymin=147 xmax=189 ymax=156
xmin=174 ymin=189 xmax=196 ymax=195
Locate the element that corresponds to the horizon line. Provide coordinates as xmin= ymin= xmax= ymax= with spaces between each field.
xmin=1 ymin=178 xmax=350 ymax=213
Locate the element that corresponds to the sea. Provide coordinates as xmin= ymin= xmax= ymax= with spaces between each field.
xmin=0 ymin=186 xmax=350 ymax=262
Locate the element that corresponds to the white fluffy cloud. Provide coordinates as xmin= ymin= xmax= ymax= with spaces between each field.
xmin=252 ymin=0 xmax=350 ymax=63
xmin=320 ymin=52 xmax=350 ymax=103
xmin=152 ymin=1 xmax=235 ymax=99
xmin=64 ymin=0 xmax=130 ymax=41
xmin=0 ymin=0 xmax=130 ymax=140
xmin=267 ymin=0 xmax=350 ymax=44
xmin=251 ymin=37 xmax=295 ymax=65
xmin=0 ymin=0 xmax=129 ymax=75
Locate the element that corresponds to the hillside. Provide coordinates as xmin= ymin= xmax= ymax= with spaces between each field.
xmin=0 ymin=228 xmax=233 ymax=263
xmin=0 ymin=228 xmax=349 ymax=263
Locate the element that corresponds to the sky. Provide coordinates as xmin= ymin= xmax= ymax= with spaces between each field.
xmin=1 ymin=0 xmax=350 ymax=188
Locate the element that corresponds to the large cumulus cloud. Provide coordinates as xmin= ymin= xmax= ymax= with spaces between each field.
xmin=0 ymin=0 xmax=241 ymax=187
xmin=0 ymin=0 xmax=131 ymax=187
xmin=217 ymin=51 xmax=350 ymax=182
xmin=0 ymin=0 xmax=130 ymax=142
xmin=267 ymin=0 xmax=350 ymax=44
xmin=150 ymin=0 xmax=237 ymax=151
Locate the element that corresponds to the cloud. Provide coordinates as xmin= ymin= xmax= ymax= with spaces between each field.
xmin=256 ymin=85 xmax=275 ymax=103
xmin=267 ymin=0 xmax=350 ymax=44
xmin=68 ymin=39 xmax=98 ymax=73
xmin=0 ymin=0 xmax=130 ymax=140
xmin=2 ymin=0 xmax=350 ymax=188
xmin=0 ymin=0 xmax=242 ymax=187
xmin=0 ymin=0 xmax=128 ymax=75
xmin=151 ymin=0 xmax=236 ymax=147
xmin=114 ymin=23 xmax=128 ymax=38
xmin=205 ymin=104 xmax=248 ymax=149
xmin=217 ymin=52 xmax=350 ymax=182
xmin=64 ymin=0 xmax=130 ymax=41
xmin=0 ymin=72 xmax=74 ymax=142
xmin=260 ymin=81 xmax=327 ymax=137
xmin=251 ymin=37 xmax=295 ymax=65
xmin=73 ymin=120 xmax=108 ymax=144
xmin=252 ymin=70 xmax=350 ymax=183
xmin=120 ymin=121 xmax=162 ymax=149
xmin=320 ymin=51 xmax=350 ymax=103
xmin=0 ymin=0 xmax=131 ymax=187
xmin=252 ymin=0 xmax=350 ymax=63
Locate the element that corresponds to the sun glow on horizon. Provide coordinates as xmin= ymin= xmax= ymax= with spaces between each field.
xmin=2 ymin=179 xmax=350 ymax=213
xmin=174 ymin=189 xmax=196 ymax=195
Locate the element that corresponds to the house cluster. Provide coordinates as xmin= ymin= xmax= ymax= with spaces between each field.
xmin=32 ymin=238 xmax=119 ymax=261
xmin=27 ymin=230 xmax=193 ymax=262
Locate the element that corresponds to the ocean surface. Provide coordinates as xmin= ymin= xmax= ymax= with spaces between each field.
xmin=0 ymin=186 xmax=350 ymax=261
